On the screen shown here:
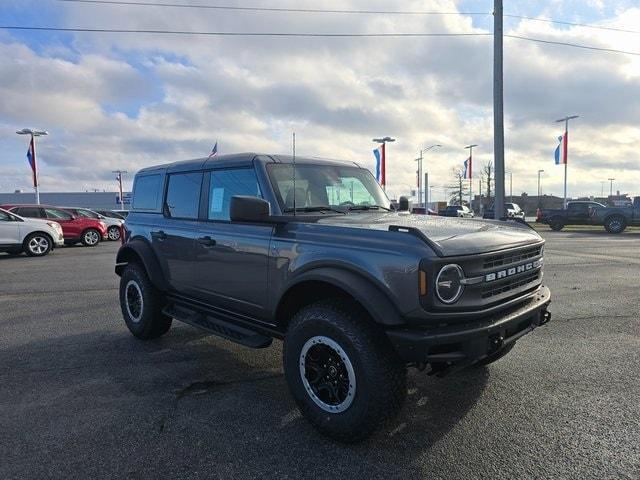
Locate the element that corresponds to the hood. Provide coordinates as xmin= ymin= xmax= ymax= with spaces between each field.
xmin=315 ymin=212 xmax=542 ymax=257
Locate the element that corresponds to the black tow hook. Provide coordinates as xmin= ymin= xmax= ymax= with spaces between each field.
xmin=540 ymin=310 xmax=552 ymax=326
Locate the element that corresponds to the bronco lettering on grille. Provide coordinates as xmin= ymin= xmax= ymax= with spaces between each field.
xmin=485 ymin=259 xmax=542 ymax=283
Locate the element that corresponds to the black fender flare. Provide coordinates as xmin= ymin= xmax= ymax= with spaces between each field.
xmin=279 ymin=267 xmax=404 ymax=326
xmin=115 ymin=239 xmax=168 ymax=291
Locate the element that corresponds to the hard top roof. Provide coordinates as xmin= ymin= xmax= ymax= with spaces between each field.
xmin=136 ymin=153 xmax=361 ymax=175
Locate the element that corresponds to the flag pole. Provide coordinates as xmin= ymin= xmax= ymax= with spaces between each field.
xmin=555 ymin=115 xmax=578 ymax=208
xmin=564 ymin=118 xmax=568 ymax=209
xmin=31 ymin=134 xmax=40 ymax=205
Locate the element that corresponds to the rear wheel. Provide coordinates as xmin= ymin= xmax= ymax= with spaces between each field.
xmin=23 ymin=232 xmax=53 ymax=257
xmin=119 ymin=263 xmax=172 ymax=339
xmin=549 ymin=217 xmax=564 ymax=231
xmin=604 ymin=215 xmax=626 ymax=234
xmin=107 ymin=225 xmax=121 ymax=241
xmin=283 ymin=299 xmax=407 ymax=443
xmin=81 ymin=228 xmax=101 ymax=246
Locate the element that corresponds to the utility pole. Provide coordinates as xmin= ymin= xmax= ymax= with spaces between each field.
xmin=424 ymin=172 xmax=429 ymax=208
xmin=113 ymin=170 xmax=128 ymax=209
xmin=509 ymin=171 xmax=513 ymax=202
xmin=608 ymin=178 xmax=615 ymax=197
xmin=493 ymin=0 xmax=505 ymax=220
xmin=555 ymin=115 xmax=579 ymax=208
xmin=16 ymin=128 xmax=48 ymax=204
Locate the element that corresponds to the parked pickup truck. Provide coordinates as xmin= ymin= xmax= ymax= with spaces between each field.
xmin=116 ymin=153 xmax=551 ymax=442
xmin=536 ymin=201 xmax=606 ymax=231
xmin=589 ymin=197 xmax=640 ymax=233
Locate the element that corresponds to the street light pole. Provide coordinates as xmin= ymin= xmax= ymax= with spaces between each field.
xmin=608 ymin=178 xmax=615 ymax=197
xmin=113 ymin=170 xmax=128 ymax=209
xmin=16 ymin=128 xmax=48 ymax=205
xmin=417 ymin=144 xmax=441 ymax=208
xmin=555 ymin=115 xmax=579 ymax=208
xmin=537 ymin=169 xmax=545 ymax=205
xmin=373 ymin=136 xmax=395 ymax=190
xmin=509 ymin=171 xmax=513 ymax=202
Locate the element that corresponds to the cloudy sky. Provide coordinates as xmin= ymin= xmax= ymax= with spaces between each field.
xmin=1 ymin=0 xmax=639 ymax=201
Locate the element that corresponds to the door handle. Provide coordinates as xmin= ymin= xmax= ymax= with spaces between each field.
xmin=152 ymin=230 xmax=167 ymax=241
xmin=197 ymin=236 xmax=216 ymax=247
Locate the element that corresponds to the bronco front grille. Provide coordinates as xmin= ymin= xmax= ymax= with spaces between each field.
xmin=483 ymin=245 xmax=542 ymax=269
xmin=481 ymin=271 xmax=541 ymax=299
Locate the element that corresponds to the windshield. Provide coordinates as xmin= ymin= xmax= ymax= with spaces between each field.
xmin=267 ymin=163 xmax=390 ymax=213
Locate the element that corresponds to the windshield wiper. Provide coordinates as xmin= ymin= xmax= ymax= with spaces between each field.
xmin=283 ymin=206 xmax=346 ymax=214
xmin=347 ymin=205 xmax=391 ymax=212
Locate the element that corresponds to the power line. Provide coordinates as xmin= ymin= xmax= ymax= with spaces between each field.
xmin=0 ymin=26 xmax=491 ymax=38
xmin=56 ymin=1 xmax=640 ymax=35
xmin=1 ymin=25 xmax=639 ymax=56
xmin=504 ymin=14 xmax=640 ymax=35
xmin=505 ymin=34 xmax=640 ymax=56
xmin=55 ymin=0 xmax=489 ymax=16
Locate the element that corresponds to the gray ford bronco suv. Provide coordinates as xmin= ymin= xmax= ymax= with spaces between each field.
xmin=116 ymin=153 xmax=551 ymax=442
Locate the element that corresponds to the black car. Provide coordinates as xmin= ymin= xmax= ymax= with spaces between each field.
xmin=115 ymin=153 xmax=551 ymax=442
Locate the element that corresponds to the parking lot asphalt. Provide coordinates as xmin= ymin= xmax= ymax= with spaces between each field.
xmin=1 ymin=231 xmax=639 ymax=480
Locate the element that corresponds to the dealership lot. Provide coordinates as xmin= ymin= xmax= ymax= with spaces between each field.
xmin=1 ymin=231 xmax=639 ymax=479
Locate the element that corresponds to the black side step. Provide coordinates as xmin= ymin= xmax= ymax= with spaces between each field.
xmin=162 ymin=303 xmax=273 ymax=349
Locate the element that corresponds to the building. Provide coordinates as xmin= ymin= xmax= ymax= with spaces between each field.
xmin=0 ymin=191 xmax=131 ymax=210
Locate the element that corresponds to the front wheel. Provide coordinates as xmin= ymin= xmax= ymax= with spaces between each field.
xmin=119 ymin=263 xmax=172 ymax=339
xmin=283 ymin=299 xmax=407 ymax=443
xmin=81 ymin=228 xmax=101 ymax=246
xmin=107 ymin=225 xmax=121 ymax=241
xmin=604 ymin=215 xmax=626 ymax=234
xmin=23 ymin=233 xmax=53 ymax=257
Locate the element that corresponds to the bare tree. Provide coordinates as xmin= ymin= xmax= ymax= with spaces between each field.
xmin=447 ymin=168 xmax=470 ymax=205
xmin=482 ymin=162 xmax=494 ymax=201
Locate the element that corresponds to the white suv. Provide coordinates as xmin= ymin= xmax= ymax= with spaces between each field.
xmin=0 ymin=208 xmax=64 ymax=256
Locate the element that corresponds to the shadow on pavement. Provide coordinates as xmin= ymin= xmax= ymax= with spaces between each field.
xmin=1 ymin=325 xmax=488 ymax=479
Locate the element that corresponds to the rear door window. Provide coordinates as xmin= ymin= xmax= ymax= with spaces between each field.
xmin=165 ymin=172 xmax=203 ymax=220
xmin=208 ymin=168 xmax=262 ymax=221
xmin=14 ymin=207 xmax=43 ymax=218
xmin=44 ymin=208 xmax=73 ymax=220
xmin=133 ymin=174 xmax=162 ymax=210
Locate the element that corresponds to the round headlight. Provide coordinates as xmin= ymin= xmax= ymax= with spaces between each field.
xmin=435 ymin=264 xmax=464 ymax=304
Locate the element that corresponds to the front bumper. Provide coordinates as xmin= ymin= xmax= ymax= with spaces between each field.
xmin=387 ymin=286 xmax=551 ymax=366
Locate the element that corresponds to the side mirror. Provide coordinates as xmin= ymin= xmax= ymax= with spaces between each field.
xmin=398 ymin=196 xmax=410 ymax=212
xmin=229 ymin=196 xmax=271 ymax=222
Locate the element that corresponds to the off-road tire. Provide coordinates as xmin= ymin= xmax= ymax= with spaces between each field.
xmin=549 ymin=217 xmax=564 ymax=231
xmin=81 ymin=228 xmax=101 ymax=246
xmin=283 ymin=299 xmax=407 ymax=443
xmin=119 ymin=263 xmax=172 ymax=340
xmin=107 ymin=225 xmax=121 ymax=241
xmin=475 ymin=342 xmax=516 ymax=366
xmin=604 ymin=215 xmax=626 ymax=234
xmin=23 ymin=232 xmax=53 ymax=257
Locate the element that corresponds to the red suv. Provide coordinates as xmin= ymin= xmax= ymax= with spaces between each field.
xmin=0 ymin=205 xmax=108 ymax=246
